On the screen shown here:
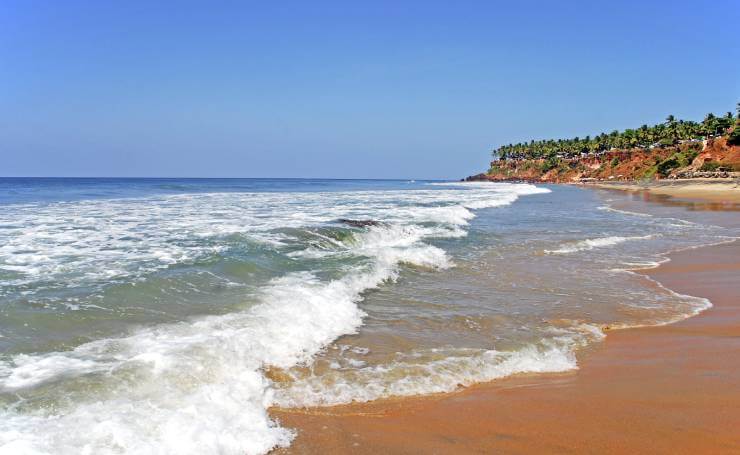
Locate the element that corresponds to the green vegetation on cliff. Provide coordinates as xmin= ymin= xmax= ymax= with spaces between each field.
xmin=470 ymin=103 xmax=740 ymax=183
xmin=493 ymin=108 xmax=739 ymax=162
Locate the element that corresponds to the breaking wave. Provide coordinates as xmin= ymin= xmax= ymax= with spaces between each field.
xmin=0 ymin=183 xmax=547 ymax=455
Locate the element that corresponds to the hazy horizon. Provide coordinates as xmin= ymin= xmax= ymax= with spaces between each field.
xmin=2 ymin=1 xmax=738 ymax=179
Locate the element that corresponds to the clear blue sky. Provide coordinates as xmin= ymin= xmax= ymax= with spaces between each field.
xmin=1 ymin=1 xmax=738 ymax=179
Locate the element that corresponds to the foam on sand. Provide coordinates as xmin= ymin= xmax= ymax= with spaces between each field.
xmin=545 ymin=235 xmax=655 ymax=254
xmin=273 ymin=323 xmax=604 ymax=407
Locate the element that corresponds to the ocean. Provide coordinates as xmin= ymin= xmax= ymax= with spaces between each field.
xmin=0 ymin=178 xmax=736 ymax=454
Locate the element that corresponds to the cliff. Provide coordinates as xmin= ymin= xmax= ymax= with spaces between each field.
xmin=467 ymin=135 xmax=740 ymax=183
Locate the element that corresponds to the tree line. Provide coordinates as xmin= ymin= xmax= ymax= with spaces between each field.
xmin=493 ymin=105 xmax=739 ymax=161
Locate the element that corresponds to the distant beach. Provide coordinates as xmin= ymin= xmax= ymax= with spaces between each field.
xmin=590 ymin=178 xmax=740 ymax=203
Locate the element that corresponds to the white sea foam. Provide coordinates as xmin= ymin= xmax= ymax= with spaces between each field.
xmin=0 ymin=184 xmax=546 ymax=295
xmin=601 ymin=270 xmax=713 ymax=330
xmin=0 ymin=262 xmax=394 ymax=454
xmin=597 ymin=205 xmax=654 ymax=218
xmin=1 ymin=355 xmax=103 ymax=390
xmin=0 ymin=183 xmax=546 ymax=454
xmin=276 ymin=345 xmax=576 ymax=406
xmin=274 ymin=323 xmax=603 ymax=407
xmin=545 ymin=235 xmax=655 ymax=254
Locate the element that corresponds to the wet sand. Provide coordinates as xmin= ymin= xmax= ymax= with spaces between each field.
xmin=271 ymin=199 xmax=740 ymax=454
xmin=591 ymin=178 xmax=740 ymax=203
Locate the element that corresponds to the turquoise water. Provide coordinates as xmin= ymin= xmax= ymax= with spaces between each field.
xmin=0 ymin=178 xmax=735 ymax=454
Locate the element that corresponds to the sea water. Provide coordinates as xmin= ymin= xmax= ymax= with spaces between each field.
xmin=0 ymin=178 xmax=736 ymax=454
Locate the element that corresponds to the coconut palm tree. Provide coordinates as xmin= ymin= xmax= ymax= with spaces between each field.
xmin=490 ymin=109 xmax=733 ymax=161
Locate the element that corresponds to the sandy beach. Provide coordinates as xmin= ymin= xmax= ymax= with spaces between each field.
xmin=4 ymin=3 xmax=738 ymax=453
xmin=591 ymin=178 xmax=740 ymax=203
xmin=272 ymin=190 xmax=740 ymax=454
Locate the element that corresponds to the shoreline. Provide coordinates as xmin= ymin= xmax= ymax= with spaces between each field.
xmin=271 ymin=189 xmax=740 ymax=454
xmin=586 ymin=178 xmax=740 ymax=204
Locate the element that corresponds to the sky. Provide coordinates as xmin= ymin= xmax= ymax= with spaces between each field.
xmin=1 ymin=1 xmax=738 ymax=179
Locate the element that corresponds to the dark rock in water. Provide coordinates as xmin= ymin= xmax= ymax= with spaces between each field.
xmin=338 ymin=218 xmax=381 ymax=228
xmin=464 ymin=173 xmax=491 ymax=182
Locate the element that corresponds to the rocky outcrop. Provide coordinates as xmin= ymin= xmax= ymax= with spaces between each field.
xmin=463 ymin=173 xmax=492 ymax=182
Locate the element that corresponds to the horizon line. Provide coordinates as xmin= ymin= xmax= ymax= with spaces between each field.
xmin=0 ymin=176 xmax=452 ymax=181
